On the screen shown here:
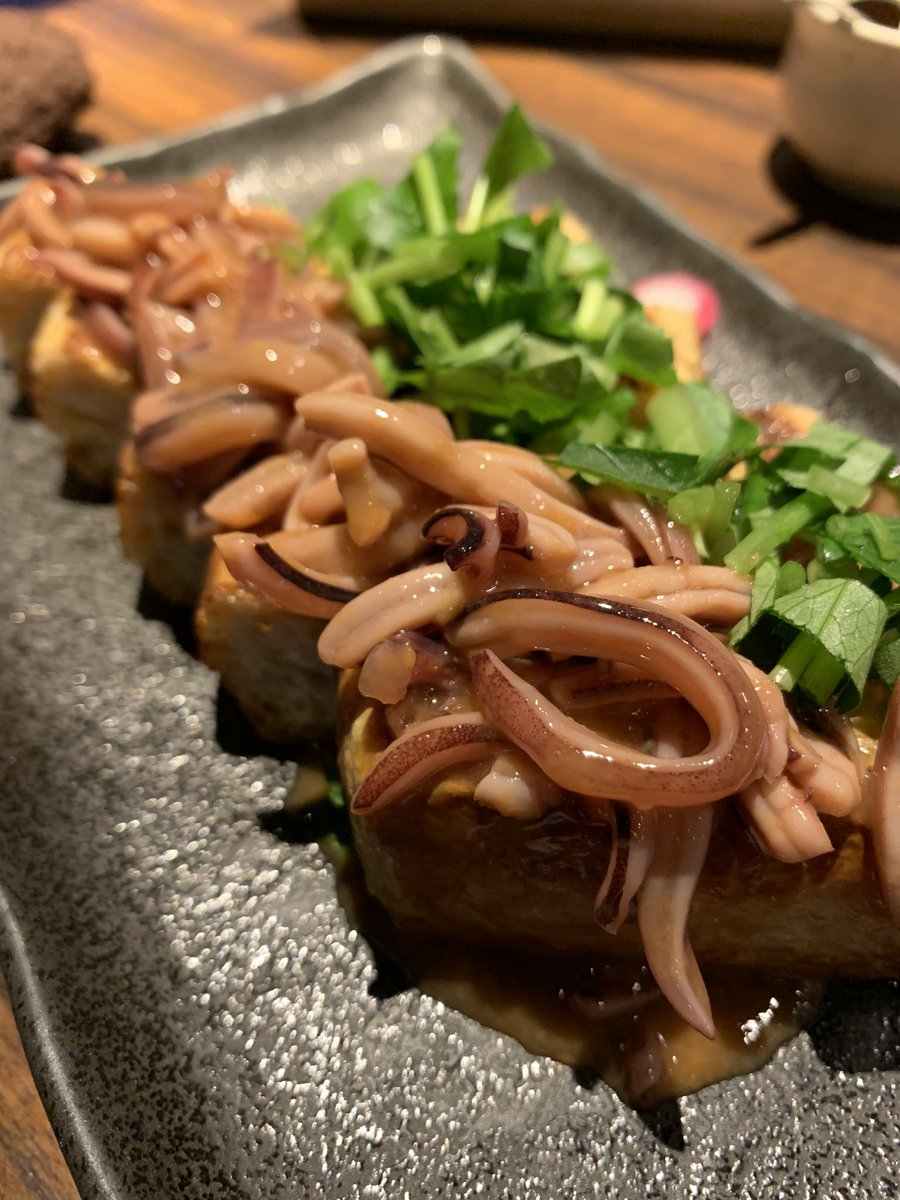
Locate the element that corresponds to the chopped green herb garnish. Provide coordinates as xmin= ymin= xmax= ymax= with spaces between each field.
xmin=463 ymin=105 xmax=553 ymax=231
xmin=286 ymin=106 xmax=899 ymax=714
xmin=825 ymin=513 xmax=900 ymax=583
xmin=289 ymin=107 xmax=677 ymax=448
xmin=559 ymin=444 xmax=717 ymax=500
xmin=725 ymin=494 xmax=829 ymax=575
xmin=735 ymin=578 xmax=887 ymax=711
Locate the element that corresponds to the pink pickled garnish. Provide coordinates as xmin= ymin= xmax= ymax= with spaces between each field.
xmin=631 ymin=272 xmax=721 ymax=337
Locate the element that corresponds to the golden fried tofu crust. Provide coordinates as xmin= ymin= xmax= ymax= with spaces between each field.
xmin=116 ymin=441 xmax=211 ymax=607
xmin=339 ymin=673 xmax=900 ymax=978
xmin=30 ymin=290 xmax=136 ymax=485
xmin=195 ymin=551 xmax=335 ymax=745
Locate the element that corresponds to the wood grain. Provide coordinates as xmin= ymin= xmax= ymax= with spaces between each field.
xmin=0 ymin=977 xmax=77 ymax=1200
xmin=2 ymin=2 xmax=898 ymax=1197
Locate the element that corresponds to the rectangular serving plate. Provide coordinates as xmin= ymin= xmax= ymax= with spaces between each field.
xmin=0 ymin=36 xmax=898 ymax=1200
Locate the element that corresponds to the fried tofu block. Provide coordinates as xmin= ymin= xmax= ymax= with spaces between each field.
xmin=338 ymin=674 xmax=900 ymax=979
xmin=30 ymin=289 xmax=137 ymax=485
xmin=195 ymin=551 xmax=335 ymax=745
xmin=119 ymin=460 xmax=337 ymax=740
xmin=116 ymin=441 xmax=211 ymax=607
xmin=0 ymin=232 xmax=60 ymax=385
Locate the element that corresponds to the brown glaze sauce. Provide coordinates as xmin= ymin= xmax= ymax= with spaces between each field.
xmin=415 ymin=953 xmax=819 ymax=1109
xmin=319 ymin=834 xmax=820 ymax=1109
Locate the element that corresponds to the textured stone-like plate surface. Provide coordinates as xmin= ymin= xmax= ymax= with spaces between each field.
xmin=1 ymin=37 xmax=899 ymax=1200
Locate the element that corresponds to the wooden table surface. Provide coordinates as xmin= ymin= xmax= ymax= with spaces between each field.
xmin=2 ymin=2 xmax=899 ymax=1197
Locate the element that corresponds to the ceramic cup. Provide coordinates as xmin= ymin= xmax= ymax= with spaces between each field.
xmin=781 ymin=1 xmax=900 ymax=206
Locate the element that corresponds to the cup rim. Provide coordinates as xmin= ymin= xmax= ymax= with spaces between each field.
xmin=797 ymin=0 xmax=900 ymax=46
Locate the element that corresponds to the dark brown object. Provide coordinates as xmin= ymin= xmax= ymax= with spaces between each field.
xmin=854 ymin=2 xmax=900 ymax=30
xmin=2 ymin=1 xmax=900 ymax=1194
xmin=0 ymin=12 xmax=91 ymax=175
xmin=301 ymin=0 xmax=790 ymax=46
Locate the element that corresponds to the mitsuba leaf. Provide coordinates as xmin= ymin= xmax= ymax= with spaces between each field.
xmin=728 ymin=557 xmax=805 ymax=643
xmin=734 ymin=577 xmax=887 ymax=710
xmin=647 ymin=383 xmax=759 ymax=458
xmin=776 ymin=464 xmax=870 ymax=512
xmin=782 ymin=420 xmax=860 ymax=458
xmin=825 ymin=513 xmax=900 ymax=584
xmin=415 ymin=357 xmax=583 ymax=425
xmin=363 ymin=179 xmax=423 ymax=250
xmin=304 ymin=176 xmax=383 ymax=272
xmin=603 ymin=311 xmax=676 ymax=386
xmin=777 ymin=422 xmax=893 ymax=496
xmin=535 ymin=385 xmax=637 ymax=454
xmin=466 ymin=104 xmax=554 ymax=228
xmin=435 ymin=320 xmax=525 ymax=368
xmin=559 ymin=443 xmax=714 ymax=499
xmin=362 ymin=126 xmax=464 ymax=249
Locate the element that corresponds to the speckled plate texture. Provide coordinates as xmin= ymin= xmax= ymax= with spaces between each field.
xmin=2 ymin=36 xmax=900 ymax=1200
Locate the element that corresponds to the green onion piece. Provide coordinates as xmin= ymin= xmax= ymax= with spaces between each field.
xmin=437 ymin=321 xmax=524 ymax=368
xmin=799 ymin=643 xmax=847 ymax=702
xmin=706 ymin=480 xmax=740 ymax=545
xmin=541 ymin=227 xmax=567 ymax=286
xmin=725 ymin=493 xmax=829 ymax=574
xmin=805 ymin=464 xmax=870 ymax=512
xmin=769 ymin=630 xmax=821 ymax=693
xmin=839 ymin=435 xmax=894 ymax=486
xmin=569 ymin=409 xmax=621 ymax=447
xmin=562 ymin=239 xmax=610 ymax=278
xmin=747 ymin=506 xmax=775 ymax=532
xmin=462 ymin=174 xmax=490 ymax=231
xmin=668 ymin=486 xmax=714 ymax=528
xmin=770 ymin=633 xmax=845 ymax=700
xmin=473 ymin=266 xmax=495 ymax=305
xmin=418 ymin=310 xmax=459 ymax=357
xmin=412 ymin=153 xmax=449 ymax=236
xmin=572 ymin=278 xmax=622 ymax=341
xmin=346 ymin=274 xmax=384 ymax=327
xmin=357 ymin=239 xmax=458 ymax=290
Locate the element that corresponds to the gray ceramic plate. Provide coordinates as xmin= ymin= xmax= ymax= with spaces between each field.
xmin=1 ymin=36 xmax=899 ymax=1200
